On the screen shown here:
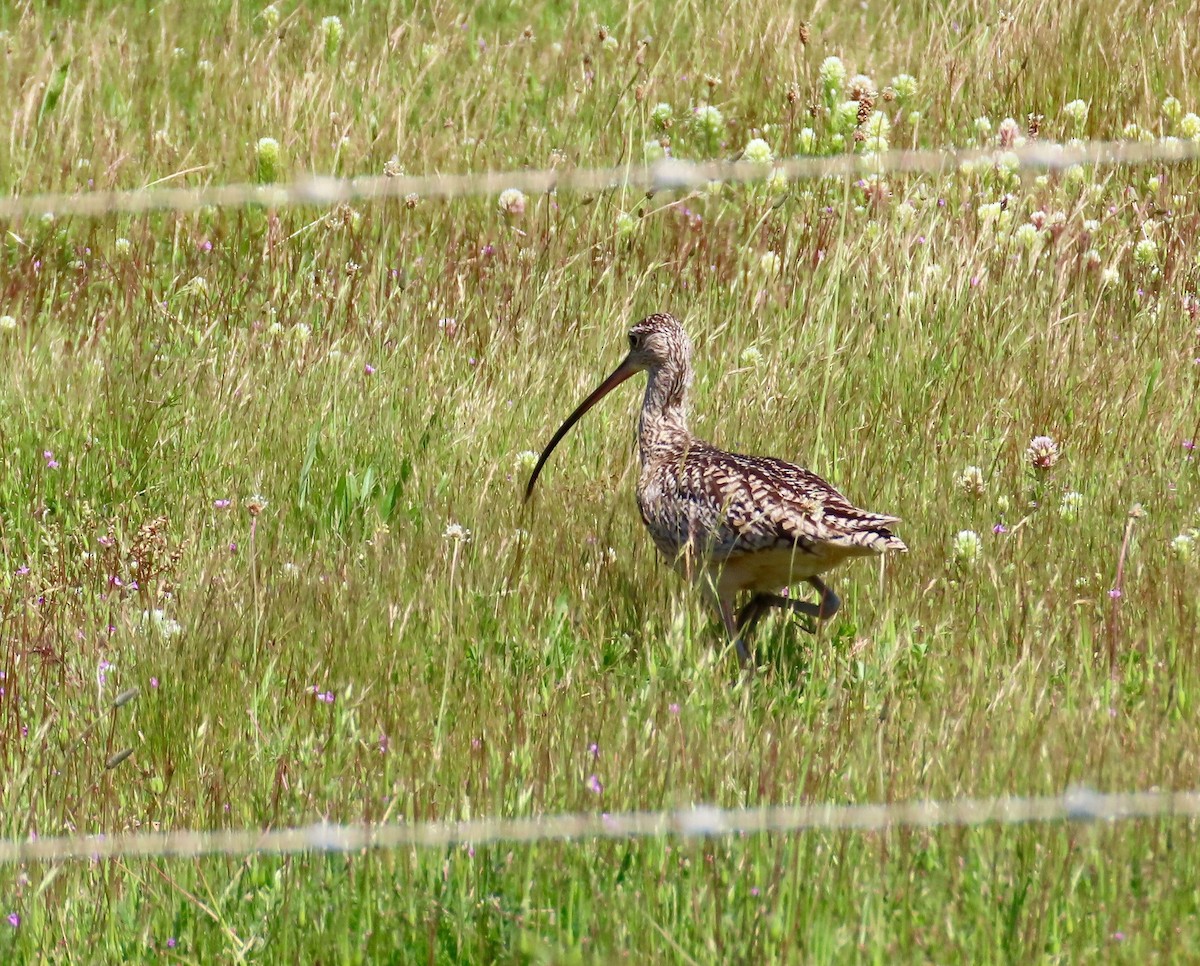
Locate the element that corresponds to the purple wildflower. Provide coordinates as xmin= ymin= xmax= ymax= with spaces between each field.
xmin=993 ymin=523 xmax=1008 ymax=534
xmin=586 ymin=774 xmax=603 ymax=794
xmin=364 ymin=363 xmax=376 ymax=375
xmin=7 ymin=913 xmax=18 ymax=928
xmin=1108 ymin=588 xmax=1122 ymax=599
xmin=213 ymin=499 xmax=231 ymax=509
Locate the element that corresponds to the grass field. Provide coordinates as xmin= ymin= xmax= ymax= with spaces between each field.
xmin=2 ymin=0 xmax=1200 ymax=960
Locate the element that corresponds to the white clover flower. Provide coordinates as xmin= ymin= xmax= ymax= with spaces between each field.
xmin=1014 ymin=223 xmax=1041 ymax=249
xmin=797 ymin=127 xmax=817 ymax=154
xmin=1122 ymin=122 xmax=1148 ymax=141
xmin=955 ymin=465 xmax=985 ymax=497
xmin=443 ymin=522 xmax=472 ymax=543
xmin=974 ymin=116 xmax=993 ymax=138
xmin=765 ymin=166 xmax=788 ymax=192
xmin=997 ymin=117 xmax=1023 ymax=147
xmin=742 ymin=137 xmax=772 ymax=164
xmin=1062 ymin=99 xmax=1089 ymax=128
xmin=895 ymin=201 xmax=916 ymax=225
xmin=255 ymin=137 xmax=281 ymax=183
xmin=847 ymin=73 xmax=874 ymax=96
xmin=1059 ymin=490 xmax=1084 ymax=521
xmin=1083 ymin=219 xmax=1100 ymax=233
xmin=615 ymin=211 xmax=636 ymax=236
xmin=1172 ymin=532 xmax=1196 ymax=562
xmin=739 ymin=346 xmax=762 ymax=367
xmin=141 ymin=609 xmax=183 ymax=638
xmin=1062 ymin=164 xmax=1086 ymax=188
xmin=977 ymin=201 xmax=1003 ymax=226
xmin=952 ymin=530 xmax=983 ymax=567
xmin=995 ymin=152 xmax=1021 ymax=180
xmin=650 ymin=102 xmax=673 ymax=128
xmin=692 ymin=104 xmax=725 ymax=139
xmin=260 ymin=3 xmax=281 ymax=28
xmin=833 ymin=100 xmax=860 ymax=133
xmin=515 ymin=450 xmax=539 ymax=472
xmin=861 ymin=135 xmax=888 ymax=155
xmin=290 ymin=322 xmax=311 ymax=343
xmin=267 ymin=321 xmax=285 ymax=337
xmin=1134 ymin=238 xmax=1159 ymax=268
xmin=759 ymin=251 xmax=782 ymax=278
xmin=1179 ymin=113 xmax=1200 ymax=140
xmin=497 ymin=188 xmax=527 ymax=216
xmin=891 ymin=74 xmax=918 ymax=101
xmin=643 ymin=139 xmax=666 ymax=163
xmin=321 ymin=16 xmax=344 ymax=59
xmin=115 ymin=237 xmax=131 ymax=255
xmin=1162 ymin=96 xmax=1183 ymax=121
xmin=1101 ymin=267 xmax=1120 ymax=286
xmin=819 ymin=56 xmax=846 ymax=94
xmin=864 ymin=111 xmax=891 ymax=139
xmin=1083 ymin=249 xmax=1101 ymax=266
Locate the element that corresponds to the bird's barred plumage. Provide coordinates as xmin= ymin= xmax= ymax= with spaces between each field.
xmin=526 ymin=312 xmax=906 ymax=666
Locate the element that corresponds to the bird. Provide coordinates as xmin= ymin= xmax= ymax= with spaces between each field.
xmin=523 ymin=312 xmax=906 ymax=667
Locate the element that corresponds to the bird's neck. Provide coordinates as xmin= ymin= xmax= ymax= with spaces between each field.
xmin=638 ymin=360 xmax=691 ymax=462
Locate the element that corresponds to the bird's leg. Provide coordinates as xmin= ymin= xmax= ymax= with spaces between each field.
xmin=735 ymin=578 xmax=841 ymax=635
xmin=718 ymin=596 xmax=753 ymax=669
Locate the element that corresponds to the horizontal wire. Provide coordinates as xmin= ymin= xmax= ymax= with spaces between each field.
xmin=2 ymin=786 xmax=1197 ymax=865
xmin=1 ymin=138 xmax=1198 ymax=221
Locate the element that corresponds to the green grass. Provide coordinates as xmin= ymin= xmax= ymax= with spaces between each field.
xmin=2 ymin=0 xmax=1200 ymax=960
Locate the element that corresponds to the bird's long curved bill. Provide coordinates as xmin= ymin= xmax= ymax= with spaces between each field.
xmin=524 ymin=354 xmax=639 ymax=502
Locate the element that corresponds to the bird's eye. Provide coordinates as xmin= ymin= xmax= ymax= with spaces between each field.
xmin=628 ymin=332 xmax=640 ymax=350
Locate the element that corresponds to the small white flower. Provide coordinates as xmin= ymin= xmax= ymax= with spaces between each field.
xmin=1179 ymin=113 xmax=1200 ymax=140
xmin=443 ymin=522 xmax=472 ymax=543
xmin=741 ymin=137 xmax=772 ymax=164
xmin=952 ymin=530 xmax=983 ymax=567
xmin=739 ymin=346 xmax=762 ymax=367
xmin=643 ymin=139 xmax=666 ymax=163
xmin=1014 ymin=223 xmax=1042 ymax=250
xmin=290 ymin=323 xmax=311 ymax=343
xmin=758 ymin=251 xmax=782 ymax=278
xmin=141 ymin=609 xmax=183 ymax=638
xmin=890 ymin=74 xmax=918 ymax=101
xmin=973 ymin=116 xmax=993 ymax=138
xmin=1059 ymin=490 xmax=1084 ymax=521
xmin=1062 ymin=99 xmax=1089 ymax=128
xmin=0 ymin=315 xmax=16 ymax=332
xmin=515 ymin=450 xmax=539 ymax=472
xmin=1101 ymin=267 xmax=1120 ymax=286
xmin=1171 ymin=532 xmax=1195 ymax=562
xmin=955 ymin=465 xmax=985 ymax=497
xmin=615 ymin=212 xmax=637 ymax=236
xmin=1134 ymin=238 xmax=1158 ymax=268
xmin=114 ymin=237 xmax=131 ymax=255
xmin=1162 ymin=96 xmax=1183 ymax=121
xmin=797 ymin=127 xmax=817 ymax=154
xmin=497 ymin=188 xmax=527 ymax=216
xmin=819 ymin=56 xmax=846 ymax=93
xmin=650 ymin=102 xmax=673 ymax=128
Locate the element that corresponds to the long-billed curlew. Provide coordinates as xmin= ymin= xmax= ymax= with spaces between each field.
xmin=524 ymin=313 xmax=906 ymax=666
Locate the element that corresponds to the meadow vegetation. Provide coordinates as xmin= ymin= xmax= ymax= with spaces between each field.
xmin=1 ymin=0 xmax=1200 ymax=960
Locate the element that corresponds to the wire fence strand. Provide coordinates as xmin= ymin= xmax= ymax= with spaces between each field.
xmin=3 ymin=787 xmax=1198 ymax=865
xmin=2 ymin=138 xmax=1200 ymax=221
